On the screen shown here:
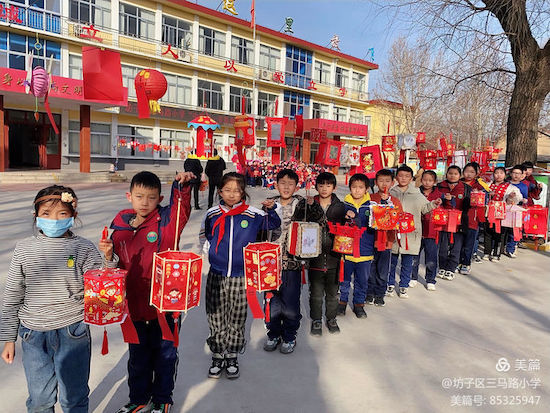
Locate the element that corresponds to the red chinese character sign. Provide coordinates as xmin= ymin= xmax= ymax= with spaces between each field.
xmin=234 ymin=114 xmax=255 ymax=147
xmin=358 ymin=145 xmax=383 ymax=179
xmin=188 ymin=115 xmax=221 ymax=159
xmin=134 ymin=69 xmax=168 ymax=119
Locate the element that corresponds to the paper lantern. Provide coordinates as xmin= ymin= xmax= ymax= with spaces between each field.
xmin=398 ymin=212 xmax=415 ymax=249
xmin=471 ymin=151 xmax=488 ymax=167
xmin=150 ymin=251 xmax=203 ymax=313
xmin=433 ymin=208 xmax=461 ymax=243
xmin=370 ymin=204 xmax=399 ymax=251
xmin=234 ymin=114 xmax=255 ymax=147
xmin=470 ymin=192 xmax=485 ymax=207
xmin=84 ymin=268 xmax=128 ymax=326
xmin=523 ymin=206 xmax=548 ymax=237
xmin=287 ymin=222 xmax=321 ymax=258
xmin=266 ymin=117 xmax=288 ymax=148
xmin=381 ymin=135 xmax=396 ymax=152
xmin=432 ymin=207 xmax=449 ymax=227
xmin=328 ymin=223 xmax=367 ymax=257
xmin=188 ymin=115 xmax=221 ymax=159
xmin=135 ymin=69 xmax=168 ymax=119
xmin=416 ymin=132 xmax=426 ymax=144
xmin=315 ymin=140 xmax=342 ymax=167
xmin=30 ymin=66 xmax=49 ymax=98
xmin=446 ymin=144 xmax=456 ymax=158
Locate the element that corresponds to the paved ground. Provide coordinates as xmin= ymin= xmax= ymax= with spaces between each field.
xmin=0 ymin=181 xmax=549 ymax=413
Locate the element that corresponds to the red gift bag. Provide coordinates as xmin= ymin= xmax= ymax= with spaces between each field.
xmin=243 ymin=242 xmax=282 ymax=321
xmin=397 ymin=212 xmax=415 ymax=250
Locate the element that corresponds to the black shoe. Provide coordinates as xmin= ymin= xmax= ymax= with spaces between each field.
xmin=310 ymin=320 xmax=322 ymax=336
xmin=353 ymin=305 xmax=368 ymax=319
xmin=326 ymin=318 xmax=340 ymax=334
xmin=225 ymin=354 xmax=240 ymax=379
xmin=337 ymin=302 xmax=347 ymax=316
xmin=365 ymin=295 xmax=375 ymax=305
xmin=374 ymin=296 xmax=385 ymax=307
xmin=195 ymin=206 xmax=202 ymax=210
xmin=208 ymin=354 xmax=225 ymax=379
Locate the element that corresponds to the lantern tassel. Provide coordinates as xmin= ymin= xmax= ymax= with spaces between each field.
xmin=43 ymin=94 xmax=59 ymax=134
xmin=172 ymin=313 xmax=180 ymax=348
xmin=101 ymin=327 xmax=109 ymax=355
xmin=339 ymin=257 xmax=345 ymax=283
xmin=246 ymin=286 xmax=264 ymax=319
xmin=120 ymin=314 xmax=140 ymax=344
xmin=301 ymin=264 xmax=306 ymax=285
xmin=265 ymin=293 xmax=273 ymax=323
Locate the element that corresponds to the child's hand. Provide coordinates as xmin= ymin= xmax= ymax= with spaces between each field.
xmin=175 ymin=172 xmax=196 ymax=183
xmin=444 ymin=193 xmax=453 ymax=201
xmin=262 ymin=199 xmax=276 ymax=210
xmin=99 ymin=238 xmax=114 ymax=261
xmin=346 ymin=210 xmax=356 ymax=219
xmin=1 ymin=342 xmax=15 ymax=364
xmin=433 ymin=198 xmax=442 ymax=207
xmin=307 ymin=196 xmax=315 ymax=205
xmin=380 ymin=191 xmax=389 ymax=201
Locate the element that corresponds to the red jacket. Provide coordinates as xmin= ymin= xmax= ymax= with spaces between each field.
xmin=462 ymin=179 xmax=487 ymax=229
xmin=419 ymin=186 xmax=444 ymax=239
xmin=522 ymin=175 xmax=542 ymax=206
xmin=437 ymin=180 xmax=471 ymax=231
xmin=111 ymin=181 xmax=191 ymax=321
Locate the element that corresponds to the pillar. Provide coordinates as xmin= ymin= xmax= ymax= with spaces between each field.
xmin=0 ymin=95 xmax=6 ymax=171
xmin=301 ymin=133 xmax=311 ymax=163
xmin=80 ymin=105 xmax=91 ymax=173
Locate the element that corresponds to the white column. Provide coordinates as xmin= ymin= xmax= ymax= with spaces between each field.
xmin=192 ymin=71 xmax=199 ymax=107
xmin=192 ymin=16 xmax=200 ymax=64
xmin=330 ymin=58 xmax=337 ymax=94
xmin=328 ymin=102 xmax=335 ymax=120
xmin=223 ymin=79 xmax=230 ymax=112
xmin=225 ymin=25 xmax=232 ymax=59
xmin=155 ymin=3 xmax=163 ymax=55
xmin=61 ymin=109 xmax=69 ymax=157
xmin=111 ymin=0 xmax=120 ymax=47
xmin=110 ymin=114 xmax=119 ymax=158
xmin=364 ymin=71 xmax=370 ymax=97
xmin=60 ymin=43 xmax=70 ymax=78
xmin=277 ymin=91 xmax=284 ymax=117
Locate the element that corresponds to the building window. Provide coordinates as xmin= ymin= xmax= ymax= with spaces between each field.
xmin=259 ymin=44 xmax=280 ymax=71
xmin=352 ymin=72 xmax=366 ymax=92
xmin=313 ymin=61 xmax=331 ymax=84
xmin=199 ymin=26 xmax=225 ymax=57
xmin=162 ymin=16 xmax=192 ymax=49
xmin=258 ymin=92 xmax=277 ymax=117
xmin=285 ymin=45 xmax=312 ymax=89
xmin=164 ymin=74 xmax=192 ymax=105
xmin=119 ymin=3 xmax=155 ymax=39
xmin=1 ymin=0 xmax=61 ymax=34
xmin=117 ymin=125 xmax=154 ymax=158
xmin=231 ymin=36 xmax=253 ymax=65
xmin=283 ymin=90 xmax=310 ymax=118
xmin=160 ymin=129 xmax=191 ymax=159
xmin=312 ymin=102 xmax=329 ymax=119
xmin=69 ymin=54 xmax=82 ymax=79
xmin=334 ymin=106 xmax=348 ymax=122
xmin=70 ymin=0 xmax=110 ymax=28
xmin=350 ymin=109 xmax=364 ymax=124
xmin=335 ymin=67 xmax=349 ymax=88
xmin=0 ymin=32 xmax=60 ymax=75
xmin=121 ymin=64 xmax=140 ymax=98
xmin=198 ymin=80 xmax=223 ymax=110
xmin=229 ymin=87 xmax=252 ymax=113
xmin=68 ymin=121 xmax=111 ymax=155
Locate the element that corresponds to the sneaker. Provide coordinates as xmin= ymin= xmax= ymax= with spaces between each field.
xmin=399 ymin=287 xmax=409 ymax=299
xmin=473 ymin=254 xmax=483 ymax=263
xmin=263 ymin=337 xmax=281 ymax=352
xmin=208 ymin=354 xmax=225 ymax=379
xmin=337 ymin=302 xmax=347 ymax=316
xmin=482 ymin=254 xmax=491 ymax=261
xmin=116 ymin=403 xmax=151 ymax=413
xmin=457 ymin=264 xmax=464 ymax=273
xmin=326 ymin=318 xmax=340 ymax=334
xmin=225 ymin=354 xmax=240 ymax=379
xmin=310 ymin=320 xmax=322 ymax=336
xmin=352 ymin=305 xmax=368 ymax=319
xmin=150 ymin=403 xmax=170 ymax=413
xmin=409 ymin=280 xmax=418 ymax=288
xmin=490 ymin=255 xmax=501 ymax=262
xmin=442 ymin=271 xmax=455 ymax=281
xmin=374 ymin=296 xmax=385 ymax=307
xmin=365 ymin=295 xmax=375 ymax=305
xmin=385 ymin=286 xmax=395 ymax=297
xmin=280 ymin=340 xmax=296 ymax=354
xmin=504 ymin=251 xmax=517 ymax=258
xmin=460 ymin=265 xmax=471 ymax=275
xmin=437 ymin=269 xmax=446 ymax=279
xmin=426 ymin=283 xmax=436 ymax=291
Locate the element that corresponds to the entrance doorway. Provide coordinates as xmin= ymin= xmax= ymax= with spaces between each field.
xmin=7 ymin=110 xmax=61 ymax=169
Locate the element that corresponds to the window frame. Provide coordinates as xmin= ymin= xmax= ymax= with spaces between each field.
xmin=257 ymin=92 xmax=278 ymax=117
xmin=312 ymin=102 xmax=329 ymax=119
xmin=69 ymin=0 xmax=111 ymax=28
xmin=119 ymin=3 xmax=155 ymax=40
xmin=116 ymin=125 xmax=155 ymax=158
xmin=163 ymin=73 xmax=192 ymax=106
xmin=229 ymin=86 xmax=252 ymax=113
xmin=231 ymin=36 xmax=253 ymax=65
xmin=68 ymin=121 xmax=112 ymax=156
xmin=161 ymin=15 xmax=192 ymax=49
xmin=313 ymin=60 xmax=331 ymax=84
xmin=259 ymin=44 xmax=280 ymax=71
xmin=199 ymin=26 xmax=225 ymax=57
xmin=159 ymin=129 xmax=191 ymax=159
xmin=335 ymin=67 xmax=349 ymax=88
xmin=197 ymin=80 xmax=224 ymax=110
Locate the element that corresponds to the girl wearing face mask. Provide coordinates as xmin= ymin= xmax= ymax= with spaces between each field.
xmin=0 ymin=185 xmax=117 ymax=413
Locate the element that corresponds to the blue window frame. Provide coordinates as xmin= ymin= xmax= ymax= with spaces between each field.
xmin=285 ymin=45 xmax=312 ymax=89
xmin=283 ymin=90 xmax=310 ymax=118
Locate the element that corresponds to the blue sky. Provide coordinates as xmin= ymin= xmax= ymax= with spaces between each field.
xmin=193 ymin=0 xmax=410 ymax=90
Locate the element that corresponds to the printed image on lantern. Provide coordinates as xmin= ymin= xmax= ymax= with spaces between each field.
xmin=370 ymin=204 xmax=399 ymax=251
xmin=328 ymin=223 xmax=366 ymax=256
xmin=84 ymin=268 xmax=128 ymax=326
xmin=470 ymin=192 xmax=485 ymax=207
xmin=487 ymin=200 xmax=506 ymax=233
xmin=150 ymin=251 xmax=203 ymax=313
xmin=358 ymin=145 xmax=383 ymax=178
xmin=134 ymin=69 xmax=168 ymax=119
xmin=381 ymin=135 xmax=396 ymax=152
xmin=397 ymin=212 xmax=415 ymax=249
xmin=287 ymin=222 xmax=321 ymax=258
xmin=188 ymin=115 xmax=221 ymax=159
xmin=266 ymin=117 xmax=288 ymax=147
xmin=310 ymin=128 xmax=328 ymax=143
xmin=234 ymin=114 xmax=255 ymax=147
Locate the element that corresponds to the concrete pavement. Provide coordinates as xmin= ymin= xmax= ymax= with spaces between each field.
xmin=0 ymin=182 xmax=549 ymax=413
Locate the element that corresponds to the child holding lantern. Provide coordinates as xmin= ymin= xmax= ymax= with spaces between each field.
xmin=1 ymin=185 xmax=117 ymax=413
xmin=110 ymin=171 xmax=194 ymax=413
xmin=199 ymin=172 xmax=280 ymax=379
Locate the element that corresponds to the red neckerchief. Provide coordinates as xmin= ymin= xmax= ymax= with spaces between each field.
xmin=212 ymin=202 xmax=249 ymax=252
xmin=490 ymin=182 xmax=509 ymax=201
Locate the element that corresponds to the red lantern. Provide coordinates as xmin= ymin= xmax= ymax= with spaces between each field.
xmin=134 ymin=69 xmax=167 ymax=119
xmin=381 ymin=135 xmax=396 ymax=152
xmin=487 ymin=201 xmax=505 ymax=233
xmin=234 ymin=114 xmax=255 ymax=147
xmin=287 ymin=222 xmax=321 ymax=258
xmin=266 ymin=117 xmax=288 ymax=148
xmin=328 ymin=223 xmax=366 ymax=257
xmin=446 ymin=143 xmax=456 ymax=158
xmin=523 ymin=206 xmax=548 ymax=237
xmin=370 ymin=204 xmax=400 ymax=251
xmin=188 ymin=115 xmax=221 ymax=159
xmin=315 ymin=140 xmax=342 ymax=166
xmin=359 ymin=145 xmax=383 ymax=178
xmin=398 ymin=212 xmax=415 ymax=249
xmin=424 ymin=158 xmax=437 ymax=169
xmin=470 ymin=192 xmax=485 ymax=207
xmin=471 ymin=151 xmax=488 ymax=167
xmin=416 ymin=132 xmax=426 ymax=144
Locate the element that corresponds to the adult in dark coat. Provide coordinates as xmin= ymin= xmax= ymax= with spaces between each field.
xmin=205 ymin=149 xmax=226 ymax=208
xmin=184 ymin=153 xmax=203 ymax=209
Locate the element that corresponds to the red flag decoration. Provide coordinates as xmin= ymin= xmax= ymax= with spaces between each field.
xmin=250 ymin=0 xmax=256 ymax=28
xmin=294 ymin=114 xmax=304 ymax=138
xmin=82 ymin=47 xmax=126 ymax=103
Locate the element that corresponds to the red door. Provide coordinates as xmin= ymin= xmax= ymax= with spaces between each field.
xmin=44 ymin=122 xmax=61 ymax=169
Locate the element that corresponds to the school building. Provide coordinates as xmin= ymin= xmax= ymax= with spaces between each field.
xmin=0 ymin=0 xmax=391 ymax=172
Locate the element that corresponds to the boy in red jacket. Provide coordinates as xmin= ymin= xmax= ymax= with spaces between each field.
xmin=111 ymin=171 xmax=194 ymax=413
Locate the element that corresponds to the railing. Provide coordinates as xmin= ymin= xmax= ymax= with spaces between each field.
xmin=0 ymin=3 xmax=61 ymax=34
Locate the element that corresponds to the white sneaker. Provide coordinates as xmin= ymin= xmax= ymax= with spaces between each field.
xmin=426 ymin=283 xmax=436 ymax=291
xmin=399 ymin=287 xmax=409 ymax=299
xmin=460 ymin=265 xmax=471 ymax=275
xmin=437 ymin=269 xmax=446 ymax=279
xmin=385 ymin=286 xmax=395 ymax=297
xmin=443 ymin=271 xmax=455 ymax=281
xmin=409 ymin=280 xmax=418 ymax=288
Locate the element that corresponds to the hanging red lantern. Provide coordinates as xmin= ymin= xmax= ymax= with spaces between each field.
xmin=416 ymin=132 xmax=426 ymax=144
xmin=234 ymin=114 xmax=255 ymax=147
xmin=188 ymin=115 xmax=221 ymax=159
xmin=134 ymin=69 xmax=168 ymax=119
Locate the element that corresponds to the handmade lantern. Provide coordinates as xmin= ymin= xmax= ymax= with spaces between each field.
xmin=397 ymin=212 xmax=415 ymax=250
xmin=134 ymin=69 xmax=167 ymax=119
xmin=359 ymin=145 xmax=384 ymax=178
xmin=523 ymin=206 xmax=549 ymax=237
xmin=315 ymin=140 xmax=342 ymax=167
xmin=243 ymin=242 xmax=282 ymax=320
xmin=470 ymin=192 xmax=485 ymax=207
xmin=370 ymin=204 xmax=400 ymax=251
xmin=287 ymin=222 xmax=321 ymax=258
xmin=25 ymin=63 xmax=59 ymax=133
xmin=328 ymin=222 xmax=367 ymax=282
xmin=432 ymin=207 xmax=449 ymax=243
xmin=266 ymin=117 xmax=288 ymax=147
xmin=188 ymin=115 xmax=221 ymax=159
xmin=445 ymin=209 xmax=462 ymax=243
xmin=471 ymin=151 xmax=488 ymax=168
xmin=419 ymin=149 xmax=438 ymax=170
xmin=151 ymin=251 xmax=203 ymax=313
xmin=234 ymin=114 xmax=255 ymax=147
xmin=487 ymin=200 xmax=506 ymax=233
xmin=381 ymin=135 xmax=397 ymax=152
xmin=501 ymin=205 xmax=526 ymax=242
xmin=416 ymin=132 xmax=426 ymax=144
xmin=446 ymin=144 xmax=456 ymax=158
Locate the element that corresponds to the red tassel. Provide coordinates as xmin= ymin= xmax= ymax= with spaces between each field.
xmin=345 ymin=173 xmax=349 ymax=185
xmin=405 ymin=234 xmax=409 ymax=250
xmin=246 ymin=286 xmax=265 ymax=319
xmin=301 ymin=264 xmax=306 ymax=285
xmin=265 ymin=292 xmax=273 ymax=323
xmin=435 ymin=230 xmax=440 ymax=244
xmin=495 ymin=221 xmax=501 ymax=234
xmin=450 ymin=232 xmax=454 ymax=244
xmin=339 ymin=257 xmax=345 ymax=282
xmin=120 ymin=314 xmax=140 ymax=344
xmin=101 ymin=327 xmax=109 ymax=355
xmin=157 ymin=310 xmax=174 ymax=342
xmin=513 ymin=227 xmax=522 ymax=241
xmin=172 ymin=313 xmax=180 ymax=348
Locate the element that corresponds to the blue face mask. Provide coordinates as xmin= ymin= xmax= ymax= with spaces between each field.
xmin=36 ymin=217 xmax=74 ymax=238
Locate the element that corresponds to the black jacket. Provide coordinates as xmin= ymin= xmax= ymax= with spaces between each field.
xmin=184 ymin=158 xmax=203 ymax=184
xmin=205 ymin=157 xmax=226 ymax=183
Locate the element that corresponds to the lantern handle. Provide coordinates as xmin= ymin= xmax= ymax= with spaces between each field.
xmin=173 ymin=180 xmax=182 ymax=251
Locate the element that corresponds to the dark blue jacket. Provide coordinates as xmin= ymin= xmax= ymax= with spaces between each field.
xmin=343 ymin=194 xmax=375 ymax=260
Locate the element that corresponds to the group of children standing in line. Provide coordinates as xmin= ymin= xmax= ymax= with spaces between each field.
xmin=0 ymin=159 xmax=542 ymax=413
